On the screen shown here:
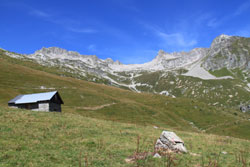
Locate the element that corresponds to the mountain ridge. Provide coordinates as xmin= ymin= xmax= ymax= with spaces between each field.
xmin=5 ymin=34 xmax=249 ymax=73
xmin=2 ymin=34 xmax=250 ymax=108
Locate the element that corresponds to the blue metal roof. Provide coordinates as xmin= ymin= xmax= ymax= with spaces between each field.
xmin=8 ymin=91 xmax=58 ymax=104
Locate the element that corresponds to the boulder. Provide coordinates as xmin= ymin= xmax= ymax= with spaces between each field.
xmin=155 ymin=131 xmax=187 ymax=153
xmin=240 ymin=106 xmax=247 ymax=113
xmin=240 ymin=105 xmax=250 ymax=113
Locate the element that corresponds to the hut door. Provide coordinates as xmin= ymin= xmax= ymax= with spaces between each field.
xmin=26 ymin=104 xmax=31 ymax=109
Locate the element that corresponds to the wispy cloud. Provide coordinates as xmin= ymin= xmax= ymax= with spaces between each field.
xmin=87 ymin=44 xmax=97 ymax=52
xmin=160 ymin=33 xmax=197 ymax=48
xmin=29 ymin=9 xmax=51 ymax=18
xmin=5 ymin=2 xmax=98 ymax=35
xmin=29 ymin=11 xmax=95 ymax=34
xmin=143 ymin=23 xmax=197 ymax=50
xmin=194 ymin=13 xmax=212 ymax=25
xmin=207 ymin=18 xmax=219 ymax=28
xmin=30 ymin=8 xmax=98 ymax=35
xmin=111 ymin=0 xmax=140 ymax=13
xmin=203 ymin=1 xmax=250 ymax=28
xmin=67 ymin=27 xmax=98 ymax=34
xmin=234 ymin=0 xmax=250 ymax=16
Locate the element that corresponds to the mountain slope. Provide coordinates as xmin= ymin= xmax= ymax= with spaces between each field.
xmin=203 ymin=34 xmax=250 ymax=70
xmin=0 ymin=51 xmax=250 ymax=139
xmin=3 ymin=35 xmax=250 ymax=109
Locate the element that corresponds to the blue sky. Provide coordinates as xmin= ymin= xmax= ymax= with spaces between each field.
xmin=1 ymin=0 xmax=250 ymax=64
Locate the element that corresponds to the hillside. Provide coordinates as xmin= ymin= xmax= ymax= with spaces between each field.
xmin=1 ymin=50 xmax=250 ymax=140
xmin=3 ymin=35 xmax=250 ymax=108
xmin=1 ymin=106 xmax=250 ymax=166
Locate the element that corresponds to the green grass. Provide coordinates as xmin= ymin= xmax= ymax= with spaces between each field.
xmin=209 ymin=68 xmax=234 ymax=77
xmin=3 ymin=49 xmax=249 ymax=109
xmin=0 ymin=107 xmax=250 ymax=167
xmin=132 ymin=70 xmax=250 ymax=108
xmin=1 ymin=48 xmax=250 ymax=166
xmin=1 ymin=52 xmax=250 ymax=140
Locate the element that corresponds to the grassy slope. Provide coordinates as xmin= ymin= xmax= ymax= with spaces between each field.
xmin=1 ymin=53 xmax=250 ymax=140
xmin=3 ymin=49 xmax=249 ymax=108
xmin=133 ymin=70 xmax=250 ymax=108
xmin=1 ymin=107 xmax=250 ymax=167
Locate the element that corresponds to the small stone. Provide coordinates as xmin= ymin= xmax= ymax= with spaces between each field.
xmin=125 ymin=158 xmax=133 ymax=164
xmin=190 ymin=152 xmax=201 ymax=157
xmin=221 ymin=151 xmax=227 ymax=155
xmin=153 ymin=126 xmax=159 ymax=129
xmin=153 ymin=153 xmax=161 ymax=158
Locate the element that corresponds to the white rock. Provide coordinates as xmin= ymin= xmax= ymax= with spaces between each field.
xmin=153 ymin=153 xmax=161 ymax=158
xmin=153 ymin=126 xmax=159 ymax=129
xmin=155 ymin=131 xmax=187 ymax=153
xmin=221 ymin=151 xmax=227 ymax=155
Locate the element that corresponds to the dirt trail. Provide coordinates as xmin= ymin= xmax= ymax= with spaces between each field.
xmin=76 ymin=103 xmax=116 ymax=111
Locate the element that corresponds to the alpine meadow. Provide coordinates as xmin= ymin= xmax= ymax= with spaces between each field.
xmin=1 ymin=0 xmax=250 ymax=166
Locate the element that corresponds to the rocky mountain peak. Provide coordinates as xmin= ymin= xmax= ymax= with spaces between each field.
xmin=155 ymin=50 xmax=166 ymax=60
xmin=104 ymin=58 xmax=114 ymax=64
xmin=7 ymin=34 xmax=248 ymax=76
xmin=38 ymin=47 xmax=71 ymax=54
xmin=158 ymin=50 xmax=166 ymax=56
xmin=203 ymin=34 xmax=250 ymax=71
xmin=154 ymin=50 xmax=178 ymax=61
xmin=210 ymin=34 xmax=233 ymax=49
xmin=114 ymin=60 xmax=122 ymax=65
xmin=34 ymin=47 xmax=81 ymax=58
xmin=33 ymin=47 xmax=102 ymax=60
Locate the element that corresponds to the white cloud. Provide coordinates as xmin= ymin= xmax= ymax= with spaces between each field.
xmin=207 ymin=18 xmax=219 ymax=28
xmin=195 ymin=13 xmax=212 ymax=25
xmin=157 ymin=32 xmax=197 ymax=48
xmin=26 ymin=7 xmax=98 ymax=35
xmin=111 ymin=0 xmax=140 ymax=12
xmin=234 ymin=0 xmax=250 ymax=16
xmin=205 ymin=1 xmax=250 ymax=28
xmin=29 ymin=9 xmax=50 ymax=18
xmin=148 ymin=24 xmax=198 ymax=49
xmin=140 ymin=21 xmax=198 ymax=52
xmin=87 ymin=44 xmax=97 ymax=51
xmin=67 ymin=27 xmax=98 ymax=34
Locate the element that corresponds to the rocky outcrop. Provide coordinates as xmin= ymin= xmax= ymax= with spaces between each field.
xmin=155 ymin=131 xmax=187 ymax=153
xmin=240 ymin=105 xmax=250 ymax=113
xmin=202 ymin=35 xmax=250 ymax=71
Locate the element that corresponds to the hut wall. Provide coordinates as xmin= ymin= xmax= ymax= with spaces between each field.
xmin=49 ymin=102 xmax=61 ymax=112
xmin=9 ymin=103 xmax=39 ymax=110
xmin=29 ymin=103 xmax=39 ymax=110
xmin=33 ymin=102 xmax=49 ymax=112
xmin=8 ymin=103 xmax=18 ymax=108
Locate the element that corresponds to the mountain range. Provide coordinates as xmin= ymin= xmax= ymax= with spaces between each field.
xmin=2 ymin=34 xmax=250 ymax=108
